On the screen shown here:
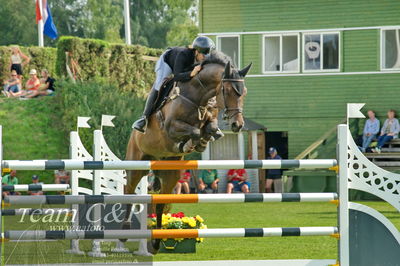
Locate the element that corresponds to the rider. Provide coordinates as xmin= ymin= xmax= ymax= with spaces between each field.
xmin=133 ymin=36 xmax=216 ymax=133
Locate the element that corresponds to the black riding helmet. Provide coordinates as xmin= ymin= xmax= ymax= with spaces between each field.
xmin=192 ymin=36 xmax=215 ymax=54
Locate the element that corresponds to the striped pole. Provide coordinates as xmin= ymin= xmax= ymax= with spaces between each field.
xmin=2 ymin=159 xmax=337 ymax=171
xmin=2 ymin=208 xmax=72 ymax=216
xmin=2 ymin=184 xmax=70 ymax=192
xmin=2 ymin=227 xmax=338 ymax=240
xmin=3 ymin=193 xmax=338 ymax=205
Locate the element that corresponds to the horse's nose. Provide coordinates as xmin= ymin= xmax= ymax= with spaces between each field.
xmin=231 ymin=122 xmax=243 ymax=133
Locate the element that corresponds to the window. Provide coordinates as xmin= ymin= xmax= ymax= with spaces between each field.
xmin=303 ymin=32 xmax=340 ymax=71
xmin=217 ymin=36 xmax=240 ymax=68
xmin=263 ymin=34 xmax=299 ymax=73
xmin=381 ymin=28 xmax=400 ymax=70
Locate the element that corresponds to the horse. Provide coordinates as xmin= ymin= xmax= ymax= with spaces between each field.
xmin=123 ymin=51 xmax=252 ymax=253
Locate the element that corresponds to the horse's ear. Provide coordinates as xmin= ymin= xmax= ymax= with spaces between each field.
xmin=224 ymin=61 xmax=231 ymax=77
xmin=239 ymin=62 xmax=253 ymax=77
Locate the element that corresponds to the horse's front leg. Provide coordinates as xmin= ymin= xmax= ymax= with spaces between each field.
xmin=167 ymin=119 xmax=201 ymax=153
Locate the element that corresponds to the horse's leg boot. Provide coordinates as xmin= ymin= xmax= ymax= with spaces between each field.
xmin=133 ymin=89 xmax=158 ymax=133
xmin=213 ymin=128 xmax=225 ymax=141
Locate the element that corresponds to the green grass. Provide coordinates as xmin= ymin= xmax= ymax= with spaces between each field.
xmin=0 ymin=97 xmax=68 ymax=184
xmin=3 ymin=201 xmax=399 ymax=264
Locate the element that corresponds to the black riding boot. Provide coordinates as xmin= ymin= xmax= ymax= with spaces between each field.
xmin=133 ymin=89 xmax=158 ymax=133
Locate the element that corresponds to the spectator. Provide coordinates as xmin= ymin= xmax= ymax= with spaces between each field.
xmin=2 ymin=70 xmax=21 ymax=96
xmin=25 ymin=69 xmax=56 ymax=98
xmin=8 ymin=69 xmax=40 ymax=98
xmin=359 ymin=110 xmax=380 ymax=152
xmin=226 ymin=169 xmax=250 ymax=193
xmin=265 ymin=147 xmax=283 ymax=193
xmin=9 ymin=46 xmax=30 ymax=79
xmin=55 ymin=170 xmax=70 ymax=195
xmin=373 ymin=110 xmax=400 ymax=153
xmin=175 ymin=170 xmax=191 ymax=194
xmin=198 ymin=169 xmax=219 ymax=193
xmin=28 ymin=175 xmax=44 ymax=195
xmin=2 ymin=170 xmax=21 ymax=196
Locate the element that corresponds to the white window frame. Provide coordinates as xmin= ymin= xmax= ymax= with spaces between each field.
xmin=380 ymin=27 xmax=400 ymax=71
xmin=262 ymin=33 xmax=300 ymax=74
xmin=302 ymin=31 xmax=341 ymax=72
xmin=216 ymin=35 xmax=241 ymax=68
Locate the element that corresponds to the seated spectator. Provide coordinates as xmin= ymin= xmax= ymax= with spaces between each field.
xmin=373 ymin=109 xmax=400 ymax=153
xmin=359 ymin=110 xmax=380 ymax=153
xmin=2 ymin=170 xmax=21 ymax=197
xmin=266 ymin=147 xmax=283 ymax=193
xmin=2 ymin=70 xmax=21 ymax=96
xmin=55 ymin=170 xmax=70 ymax=195
xmin=8 ymin=69 xmax=40 ymax=98
xmin=226 ymin=169 xmax=250 ymax=194
xmin=198 ymin=169 xmax=219 ymax=193
xmin=25 ymin=69 xmax=56 ymax=98
xmin=28 ymin=175 xmax=44 ymax=195
xmin=175 ymin=170 xmax=191 ymax=194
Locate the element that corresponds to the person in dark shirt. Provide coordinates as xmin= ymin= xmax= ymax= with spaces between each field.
xmin=25 ymin=69 xmax=56 ymax=98
xmin=265 ymin=147 xmax=283 ymax=193
xmin=132 ymin=36 xmax=215 ymax=133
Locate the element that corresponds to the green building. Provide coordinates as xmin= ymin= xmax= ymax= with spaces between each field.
xmin=199 ymin=0 xmax=400 ymax=191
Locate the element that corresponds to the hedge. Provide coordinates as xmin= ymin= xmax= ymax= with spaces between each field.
xmin=56 ymin=36 xmax=162 ymax=96
xmin=0 ymin=46 xmax=57 ymax=80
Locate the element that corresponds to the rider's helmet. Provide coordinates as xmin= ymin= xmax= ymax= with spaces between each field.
xmin=192 ymin=36 xmax=215 ymax=54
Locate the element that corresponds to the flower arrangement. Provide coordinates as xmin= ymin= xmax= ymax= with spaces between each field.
xmin=148 ymin=212 xmax=207 ymax=242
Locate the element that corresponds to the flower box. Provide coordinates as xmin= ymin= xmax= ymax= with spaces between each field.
xmin=159 ymin=238 xmax=197 ymax=253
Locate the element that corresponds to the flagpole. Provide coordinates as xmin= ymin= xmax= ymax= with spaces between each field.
xmin=123 ymin=0 xmax=131 ymax=45
xmin=38 ymin=0 xmax=44 ymax=47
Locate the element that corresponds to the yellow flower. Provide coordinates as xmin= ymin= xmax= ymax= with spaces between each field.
xmin=196 ymin=237 xmax=204 ymax=242
xmin=182 ymin=217 xmax=190 ymax=224
xmin=195 ymin=215 xmax=204 ymax=223
xmin=175 ymin=237 xmax=184 ymax=242
xmin=188 ymin=219 xmax=196 ymax=228
xmin=200 ymin=224 xmax=207 ymax=229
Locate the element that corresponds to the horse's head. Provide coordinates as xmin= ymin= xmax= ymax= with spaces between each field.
xmin=221 ymin=61 xmax=252 ymax=133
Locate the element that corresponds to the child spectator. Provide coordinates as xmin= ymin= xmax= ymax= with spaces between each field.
xmin=359 ymin=110 xmax=380 ymax=153
xmin=374 ymin=110 xmax=400 ymax=153
xmin=226 ymin=169 xmax=250 ymax=193
xmin=2 ymin=170 xmax=21 ymax=196
xmin=2 ymin=70 xmax=21 ymax=96
xmin=28 ymin=175 xmax=44 ymax=195
xmin=198 ymin=169 xmax=219 ymax=193
xmin=266 ymin=147 xmax=283 ymax=193
xmin=9 ymin=46 xmax=30 ymax=79
xmin=175 ymin=170 xmax=191 ymax=194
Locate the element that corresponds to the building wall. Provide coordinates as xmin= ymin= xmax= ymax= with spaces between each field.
xmin=200 ymin=0 xmax=400 ymax=158
xmin=201 ymin=0 xmax=400 ymax=33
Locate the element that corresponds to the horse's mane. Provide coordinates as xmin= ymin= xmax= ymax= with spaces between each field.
xmin=201 ymin=50 xmax=234 ymax=68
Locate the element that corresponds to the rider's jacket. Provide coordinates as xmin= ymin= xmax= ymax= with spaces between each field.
xmin=164 ymin=47 xmax=196 ymax=82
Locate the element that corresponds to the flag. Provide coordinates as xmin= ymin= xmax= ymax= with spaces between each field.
xmin=347 ymin=103 xmax=365 ymax=119
xmin=101 ymin=115 xmax=116 ymax=128
xmin=36 ymin=0 xmax=58 ymax=39
xmin=77 ymin=117 xmax=91 ymax=129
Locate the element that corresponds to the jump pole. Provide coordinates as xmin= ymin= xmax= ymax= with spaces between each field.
xmin=3 ymin=193 xmax=338 ymax=205
xmin=2 ymin=159 xmax=337 ymax=171
xmin=3 ymin=227 xmax=339 ymax=240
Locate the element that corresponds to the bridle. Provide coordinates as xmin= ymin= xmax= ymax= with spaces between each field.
xmin=221 ymin=78 xmax=244 ymax=120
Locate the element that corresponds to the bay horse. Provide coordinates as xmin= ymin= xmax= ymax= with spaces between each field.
xmin=124 ymin=51 xmax=252 ymax=253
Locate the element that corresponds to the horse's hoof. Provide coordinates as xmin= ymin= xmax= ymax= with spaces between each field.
xmin=147 ymin=239 xmax=160 ymax=255
xmin=195 ymin=145 xmax=207 ymax=152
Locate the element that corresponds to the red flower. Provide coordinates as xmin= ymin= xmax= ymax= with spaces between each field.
xmin=148 ymin=213 xmax=157 ymax=218
xmin=172 ymin=212 xmax=185 ymax=218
